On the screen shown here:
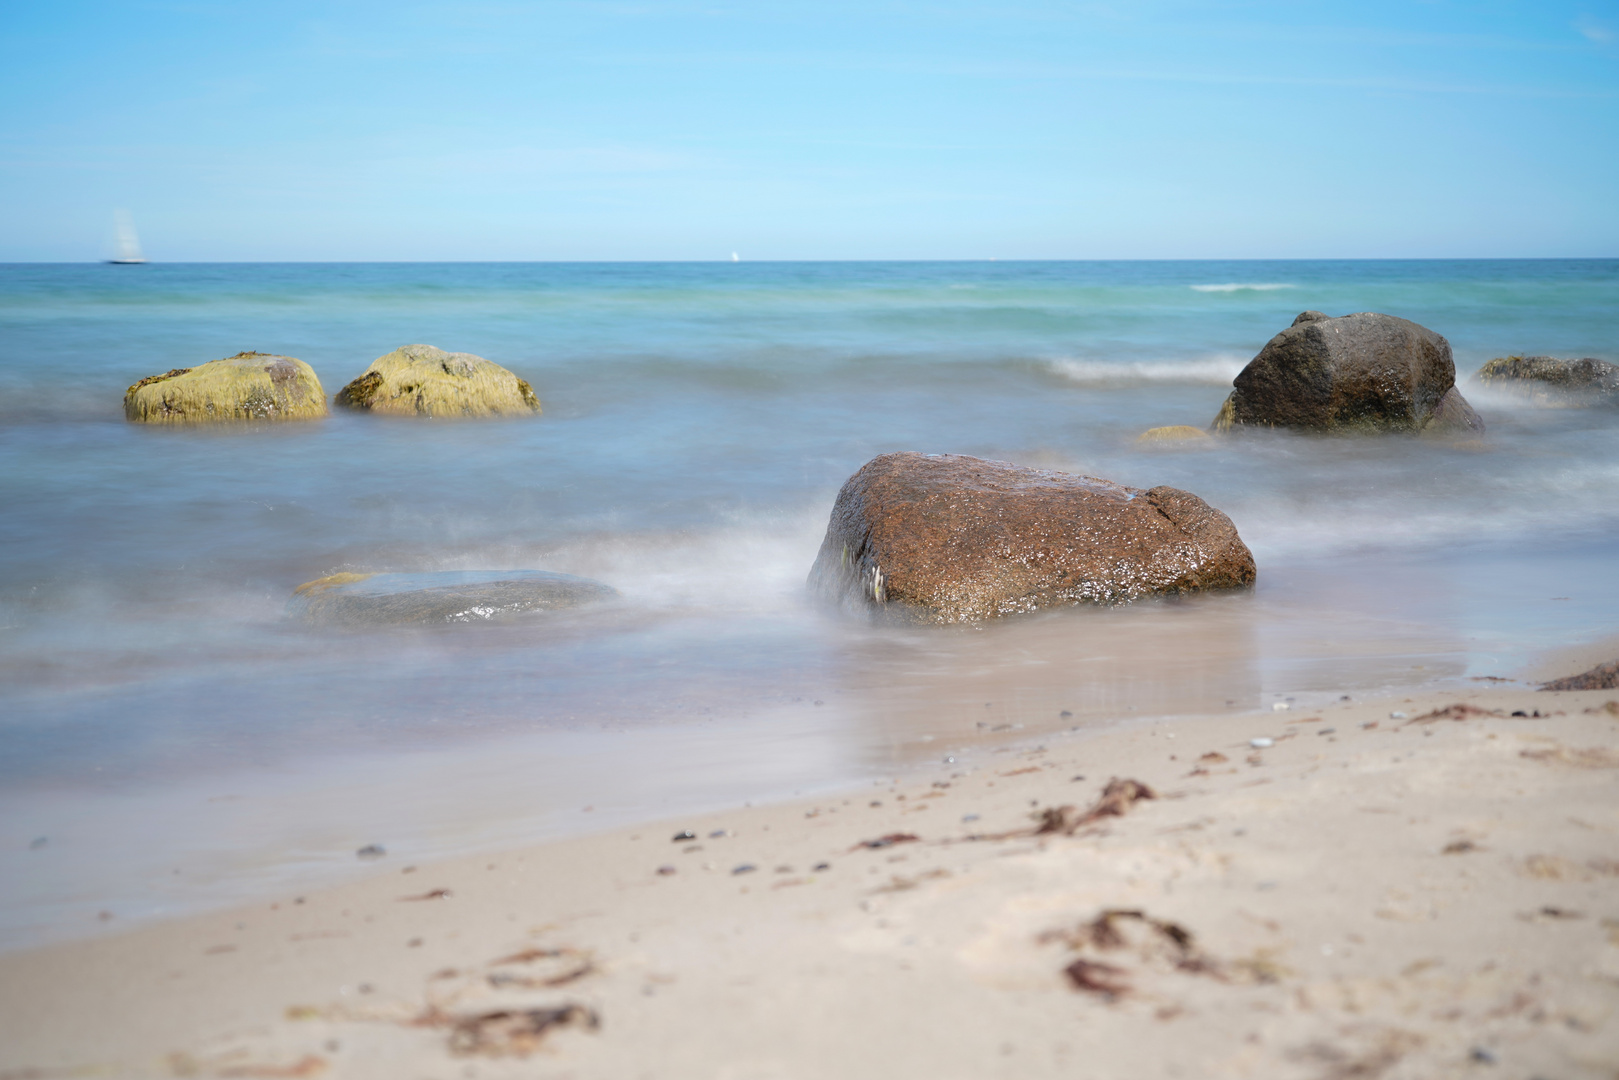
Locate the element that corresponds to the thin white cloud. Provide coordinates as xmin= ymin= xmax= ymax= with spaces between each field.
xmin=1576 ymin=17 xmax=1614 ymax=44
xmin=588 ymin=47 xmax=1619 ymax=100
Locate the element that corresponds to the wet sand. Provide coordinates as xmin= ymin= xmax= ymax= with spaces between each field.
xmin=3 ymin=666 xmax=1618 ymax=1078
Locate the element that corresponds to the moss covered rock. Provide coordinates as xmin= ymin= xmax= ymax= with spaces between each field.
xmin=288 ymin=570 xmax=616 ymax=627
xmin=335 ymin=344 xmax=541 ymax=418
xmin=124 ymin=352 xmax=328 ymax=424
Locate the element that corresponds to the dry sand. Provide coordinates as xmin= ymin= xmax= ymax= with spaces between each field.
xmin=3 ymin=676 xmax=1618 ymax=1079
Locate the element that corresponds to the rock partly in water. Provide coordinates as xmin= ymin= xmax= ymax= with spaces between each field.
xmin=288 ymin=570 xmax=616 ymax=627
xmin=1210 ymin=312 xmax=1483 ymax=435
xmin=124 ymin=353 xmax=328 ymax=424
xmin=1475 ymin=355 xmax=1619 ymax=406
xmin=1137 ymin=425 xmax=1210 ymax=443
xmin=1540 ymin=659 xmax=1619 ymax=692
xmin=334 ymin=344 xmax=541 ymax=418
xmin=807 ymin=452 xmax=1255 ymax=624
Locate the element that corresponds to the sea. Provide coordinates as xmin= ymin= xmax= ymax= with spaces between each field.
xmin=2 ymin=259 xmax=1616 ymax=950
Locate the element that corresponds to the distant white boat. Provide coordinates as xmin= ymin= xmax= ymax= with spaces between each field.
xmin=731 ymin=252 xmax=739 ymax=262
xmin=107 ymin=211 xmax=146 ymax=264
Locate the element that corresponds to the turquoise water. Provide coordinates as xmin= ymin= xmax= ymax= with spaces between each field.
xmin=2 ymin=260 xmax=1617 ymax=946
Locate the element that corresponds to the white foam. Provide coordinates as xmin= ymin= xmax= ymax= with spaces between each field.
xmin=1048 ymin=356 xmax=1246 ymax=386
xmin=429 ymin=505 xmax=831 ymax=618
xmin=1189 ymin=283 xmax=1296 ymax=293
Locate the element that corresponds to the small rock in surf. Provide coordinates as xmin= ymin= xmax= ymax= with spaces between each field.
xmin=1474 ymin=355 xmax=1618 ymax=407
xmin=1137 ymin=425 xmax=1210 ymax=443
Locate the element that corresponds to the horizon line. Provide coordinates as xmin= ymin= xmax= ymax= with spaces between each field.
xmin=4 ymin=255 xmax=1617 ymax=266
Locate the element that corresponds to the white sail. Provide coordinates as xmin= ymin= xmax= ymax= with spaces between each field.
xmin=109 ymin=210 xmax=146 ymax=264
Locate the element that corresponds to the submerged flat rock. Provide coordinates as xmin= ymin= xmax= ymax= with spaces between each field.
xmin=1211 ymin=311 xmax=1483 ymax=434
xmin=807 ymin=452 xmax=1255 ymax=624
xmin=1137 ymin=425 xmax=1210 ymax=443
xmin=124 ymin=352 xmax=328 ymax=424
xmin=288 ymin=570 xmax=616 ymax=627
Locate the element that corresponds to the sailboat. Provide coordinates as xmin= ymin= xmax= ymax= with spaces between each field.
xmin=106 ymin=210 xmax=147 ymax=264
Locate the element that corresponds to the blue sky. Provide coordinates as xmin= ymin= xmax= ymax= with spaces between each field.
xmin=2 ymin=1 xmax=1616 ymax=260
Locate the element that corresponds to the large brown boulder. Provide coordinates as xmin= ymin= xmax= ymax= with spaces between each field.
xmin=335 ymin=344 xmax=541 ymax=418
xmin=1211 ymin=311 xmax=1483 ymax=434
xmin=807 ymin=452 xmax=1255 ymax=624
xmin=124 ymin=352 xmax=327 ymax=424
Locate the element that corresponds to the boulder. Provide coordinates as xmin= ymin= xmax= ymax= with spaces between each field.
xmin=288 ymin=570 xmax=616 ymax=627
xmin=806 ymin=452 xmax=1255 ymax=624
xmin=124 ymin=352 xmax=327 ymax=424
xmin=334 ymin=345 xmax=541 ymax=418
xmin=1210 ymin=311 xmax=1483 ymax=434
xmin=1475 ymin=355 xmax=1619 ymax=406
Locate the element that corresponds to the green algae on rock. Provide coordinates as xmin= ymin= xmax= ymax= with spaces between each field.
xmin=334 ymin=344 xmax=541 ymax=418
xmin=124 ymin=352 xmax=328 ymax=424
xmin=288 ymin=570 xmax=616 ymax=628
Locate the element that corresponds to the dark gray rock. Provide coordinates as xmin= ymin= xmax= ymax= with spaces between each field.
xmin=288 ymin=570 xmax=616 ymax=627
xmin=1475 ymin=355 xmax=1619 ymax=406
xmin=1211 ymin=312 xmax=1483 ymax=434
xmin=807 ymin=452 xmax=1255 ymax=625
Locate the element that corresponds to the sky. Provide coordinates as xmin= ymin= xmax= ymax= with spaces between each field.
xmin=1 ymin=1 xmax=1616 ymax=261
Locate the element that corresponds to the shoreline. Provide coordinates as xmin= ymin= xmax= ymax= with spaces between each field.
xmin=3 ymin=650 xmax=1617 ymax=1078
xmin=10 ymin=606 xmax=1613 ymax=960
xmin=5 ymin=619 xmax=1610 ymax=958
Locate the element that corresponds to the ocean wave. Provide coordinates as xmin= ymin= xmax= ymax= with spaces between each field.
xmin=1189 ymin=283 xmax=1296 ymax=293
xmin=1048 ymin=356 xmax=1245 ymax=386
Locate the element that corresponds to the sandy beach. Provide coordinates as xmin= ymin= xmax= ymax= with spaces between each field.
xmin=4 ymin=645 xmax=1617 ymax=1080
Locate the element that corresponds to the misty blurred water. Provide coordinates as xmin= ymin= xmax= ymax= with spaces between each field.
xmin=2 ymin=260 xmax=1616 ymax=948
